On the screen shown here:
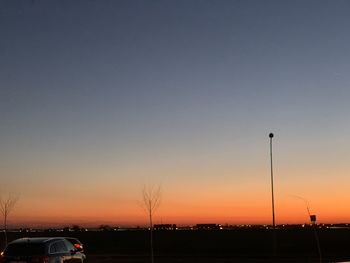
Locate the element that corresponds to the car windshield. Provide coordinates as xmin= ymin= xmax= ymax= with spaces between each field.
xmin=4 ymin=243 xmax=45 ymax=256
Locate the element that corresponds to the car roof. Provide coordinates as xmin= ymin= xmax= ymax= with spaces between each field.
xmin=9 ymin=237 xmax=67 ymax=244
xmin=63 ymin=237 xmax=80 ymax=241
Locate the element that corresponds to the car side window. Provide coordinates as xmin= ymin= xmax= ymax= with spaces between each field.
xmin=50 ymin=241 xmax=68 ymax=254
xmin=63 ymin=240 xmax=75 ymax=251
xmin=57 ymin=241 xmax=68 ymax=252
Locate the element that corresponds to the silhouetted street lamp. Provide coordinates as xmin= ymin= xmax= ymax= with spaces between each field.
xmin=269 ymin=133 xmax=277 ymax=256
xmin=269 ymin=133 xmax=275 ymax=229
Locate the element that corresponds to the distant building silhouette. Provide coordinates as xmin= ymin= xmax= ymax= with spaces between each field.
xmin=195 ymin=224 xmax=221 ymax=230
xmin=153 ymin=224 xmax=176 ymax=230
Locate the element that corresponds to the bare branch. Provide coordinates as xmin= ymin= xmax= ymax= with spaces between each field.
xmin=140 ymin=184 xmax=162 ymax=263
xmin=0 ymin=193 xmax=19 ymax=218
xmin=141 ymin=184 xmax=161 ymax=215
xmin=0 ymin=193 xmax=20 ymax=246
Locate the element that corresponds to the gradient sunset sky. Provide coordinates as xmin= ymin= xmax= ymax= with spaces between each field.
xmin=1 ymin=0 xmax=350 ymax=227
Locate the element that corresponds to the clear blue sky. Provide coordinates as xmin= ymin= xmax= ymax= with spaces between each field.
xmin=1 ymin=0 xmax=350 ymax=226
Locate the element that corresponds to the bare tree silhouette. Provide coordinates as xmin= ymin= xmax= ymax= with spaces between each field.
xmin=140 ymin=184 xmax=161 ymax=263
xmin=0 ymin=193 xmax=19 ymax=246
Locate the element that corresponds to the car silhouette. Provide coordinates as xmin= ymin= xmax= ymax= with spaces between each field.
xmin=0 ymin=237 xmax=86 ymax=263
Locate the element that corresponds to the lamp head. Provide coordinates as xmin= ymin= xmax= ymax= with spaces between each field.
xmin=269 ymin=133 xmax=274 ymax=138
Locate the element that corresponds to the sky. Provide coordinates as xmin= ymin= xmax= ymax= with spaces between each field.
xmin=1 ymin=0 xmax=350 ymax=227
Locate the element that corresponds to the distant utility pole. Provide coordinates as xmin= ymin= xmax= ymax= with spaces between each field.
xmin=269 ymin=133 xmax=276 ymax=256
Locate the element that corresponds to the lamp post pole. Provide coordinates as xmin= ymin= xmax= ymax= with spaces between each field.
xmin=269 ymin=132 xmax=276 ymax=257
xmin=269 ymin=133 xmax=276 ymax=229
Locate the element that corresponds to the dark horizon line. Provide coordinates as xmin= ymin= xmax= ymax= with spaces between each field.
xmin=3 ymin=222 xmax=350 ymax=230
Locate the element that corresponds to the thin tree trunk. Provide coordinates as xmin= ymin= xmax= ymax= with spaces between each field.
xmin=4 ymin=213 xmax=8 ymax=246
xmin=150 ymin=210 xmax=154 ymax=263
xmin=142 ymin=185 xmax=160 ymax=263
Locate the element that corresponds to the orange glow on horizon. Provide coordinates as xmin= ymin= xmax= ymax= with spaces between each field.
xmin=9 ymin=188 xmax=350 ymax=227
xmin=6 ymin=151 xmax=350 ymax=227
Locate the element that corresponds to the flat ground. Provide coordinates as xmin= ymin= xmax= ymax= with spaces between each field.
xmin=86 ymin=254 xmax=334 ymax=263
xmin=3 ymin=228 xmax=350 ymax=262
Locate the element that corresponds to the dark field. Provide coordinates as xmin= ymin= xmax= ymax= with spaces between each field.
xmin=2 ymin=228 xmax=350 ymax=262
